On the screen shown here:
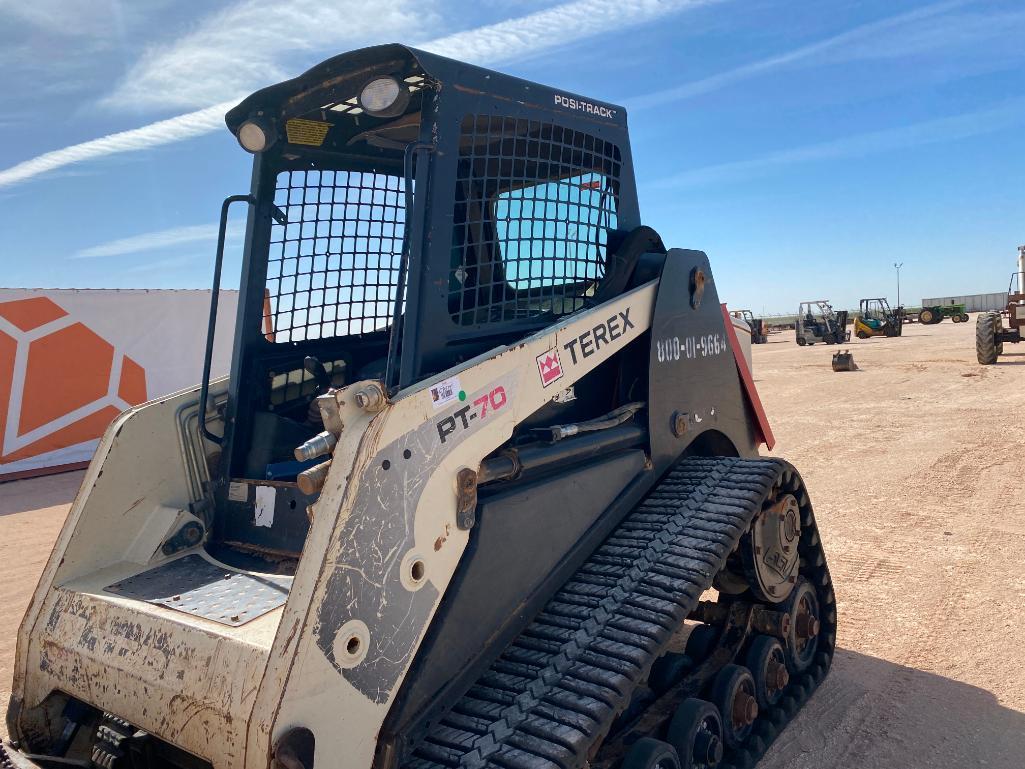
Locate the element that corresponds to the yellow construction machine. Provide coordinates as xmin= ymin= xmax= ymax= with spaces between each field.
xmin=853 ymin=298 xmax=903 ymax=339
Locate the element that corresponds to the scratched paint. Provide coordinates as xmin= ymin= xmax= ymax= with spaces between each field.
xmin=313 ymin=375 xmax=517 ymax=702
xmin=27 ymin=589 xmax=266 ymax=769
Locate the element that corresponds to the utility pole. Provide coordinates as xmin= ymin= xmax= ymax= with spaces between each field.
xmin=894 ymin=262 xmax=904 ymax=307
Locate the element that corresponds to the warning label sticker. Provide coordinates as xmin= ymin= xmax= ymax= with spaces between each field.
xmin=228 ymin=481 xmax=249 ymax=502
xmin=286 ymin=118 xmax=332 ymax=147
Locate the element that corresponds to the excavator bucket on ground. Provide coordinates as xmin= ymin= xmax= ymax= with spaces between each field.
xmin=831 ymin=350 xmax=857 ymax=371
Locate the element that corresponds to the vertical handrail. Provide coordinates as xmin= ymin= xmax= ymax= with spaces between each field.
xmin=385 ymin=141 xmax=432 ymax=393
xmin=199 ymin=194 xmax=255 ymax=445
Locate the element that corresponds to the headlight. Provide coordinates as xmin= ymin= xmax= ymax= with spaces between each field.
xmin=237 ymin=118 xmax=276 ymax=153
xmin=359 ymin=76 xmax=409 ymax=118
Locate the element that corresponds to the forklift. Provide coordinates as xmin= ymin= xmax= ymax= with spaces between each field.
xmin=731 ymin=309 xmax=768 ymax=344
xmin=853 ymin=298 xmax=903 ymax=339
xmin=795 ymin=300 xmax=849 ymax=346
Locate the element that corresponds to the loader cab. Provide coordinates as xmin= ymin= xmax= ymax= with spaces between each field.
xmin=201 ymin=45 xmax=643 ymax=560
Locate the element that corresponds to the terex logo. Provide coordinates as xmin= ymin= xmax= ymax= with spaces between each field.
xmin=536 ymin=349 xmax=564 ymax=387
xmin=563 ymin=308 xmax=635 ymax=365
xmin=436 ymin=385 xmax=508 ymax=444
xmin=553 ymin=94 xmax=618 ymax=120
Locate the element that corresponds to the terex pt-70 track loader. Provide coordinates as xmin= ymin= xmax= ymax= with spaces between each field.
xmin=7 ymin=45 xmax=835 ymax=769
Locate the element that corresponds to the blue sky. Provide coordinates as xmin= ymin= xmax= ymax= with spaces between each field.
xmin=1 ymin=0 xmax=1023 ymax=314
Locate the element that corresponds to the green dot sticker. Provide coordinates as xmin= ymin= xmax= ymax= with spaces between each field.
xmin=458 ymin=390 xmax=467 ymax=401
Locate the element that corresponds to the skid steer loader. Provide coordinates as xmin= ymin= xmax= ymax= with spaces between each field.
xmin=6 ymin=45 xmax=835 ymax=769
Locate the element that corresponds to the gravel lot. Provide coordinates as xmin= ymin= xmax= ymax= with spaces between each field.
xmin=1 ymin=316 xmax=1023 ymax=767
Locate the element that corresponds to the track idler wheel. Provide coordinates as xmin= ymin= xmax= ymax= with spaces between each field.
xmin=781 ymin=578 xmax=821 ymax=673
xmin=666 ymin=699 xmax=724 ymax=769
xmin=622 ymin=738 xmax=682 ymax=769
xmin=741 ymin=494 xmax=801 ymax=602
xmin=745 ymin=635 xmax=789 ymax=708
xmin=709 ymin=664 xmax=758 ymax=748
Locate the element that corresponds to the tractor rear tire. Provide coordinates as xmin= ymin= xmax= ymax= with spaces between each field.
xmin=976 ymin=312 xmax=1001 ymax=365
xmin=960 ymin=313 xmax=970 ymax=323
xmin=919 ymin=309 xmax=935 ymax=324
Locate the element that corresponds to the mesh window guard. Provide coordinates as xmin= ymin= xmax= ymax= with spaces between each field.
xmin=451 ymin=115 xmax=621 ymax=325
xmin=265 ymin=169 xmax=406 ymax=343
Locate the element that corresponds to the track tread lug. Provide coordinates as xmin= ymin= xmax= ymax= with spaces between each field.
xmin=407 ymin=458 xmax=834 ymax=769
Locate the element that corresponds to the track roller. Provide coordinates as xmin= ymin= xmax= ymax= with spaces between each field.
xmin=709 ymin=665 xmax=758 ymax=748
xmin=745 ymin=636 xmax=789 ymax=708
xmin=781 ymin=578 xmax=820 ymax=673
xmin=622 ymin=738 xmax=682 ymax=769
xmin=666 ymin=699 xmax=723 ymax=769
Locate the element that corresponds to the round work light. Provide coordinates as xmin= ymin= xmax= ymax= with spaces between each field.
xmin=358 ymin=76 xmax=410 ymax=118
xmin=237 ymin=118 xmax=277 ymax=153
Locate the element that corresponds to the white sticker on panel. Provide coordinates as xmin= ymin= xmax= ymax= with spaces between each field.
xmin=254 ymin=485 xmax=276 ymax=528
xmin=429 ymin=376 xmax=462 ymax=409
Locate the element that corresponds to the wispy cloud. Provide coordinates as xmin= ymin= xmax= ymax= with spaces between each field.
xmin=1 ymin=0 xmax=127 ymax=38
xmin=419 ymin=0 xmax=719 ymax=65
xmin=0 ymin=0 xmax=713 ymax=190
xmin=0 ymin=0 xmax=145 ymax=93
xmin=72 ymin=220 xmax=244 ymax=259
xmin=102 ymin=0 xmax=434 ymax=112
xmin=652 ymin=99 xmax=1025 ymax=189
xmin=0 ymin=101 xmax=234 ymax=189
xmin=627 ymin=0 xmax=971 ymax=110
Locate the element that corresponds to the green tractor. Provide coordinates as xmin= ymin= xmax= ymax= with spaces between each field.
xmin=918 ymin=303 xmax=968 ymax=324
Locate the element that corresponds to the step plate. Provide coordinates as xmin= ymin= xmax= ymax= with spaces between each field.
xmin=105 ymin=554 xmax=292 ymax=626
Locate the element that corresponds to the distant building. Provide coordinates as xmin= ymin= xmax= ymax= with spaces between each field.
xmin=920 ymin=292 xmax=1007 ymax=312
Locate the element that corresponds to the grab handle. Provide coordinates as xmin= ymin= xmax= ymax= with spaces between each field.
xmin=198 ymin=194 xmax=255 ymax=445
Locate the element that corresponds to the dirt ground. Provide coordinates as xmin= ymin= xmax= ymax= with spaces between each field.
xmin=0 ymin=316 xmax=1023 ymax=766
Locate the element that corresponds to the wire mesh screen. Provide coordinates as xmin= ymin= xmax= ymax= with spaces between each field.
xmin=268 ymin=358 xmax=346 ymax=406
xmin=450 ymin=115 xmax=621 ymax=325
xmin=265 ymin=169 xmax=406 ymax=343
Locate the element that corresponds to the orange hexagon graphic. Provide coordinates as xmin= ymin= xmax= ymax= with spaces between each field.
xmin=0 ymin=297 xmax=148 ymax=470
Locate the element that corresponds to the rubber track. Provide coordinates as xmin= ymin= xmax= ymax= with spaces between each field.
xmin=405 ymin=457 xmax=836 ymax=769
